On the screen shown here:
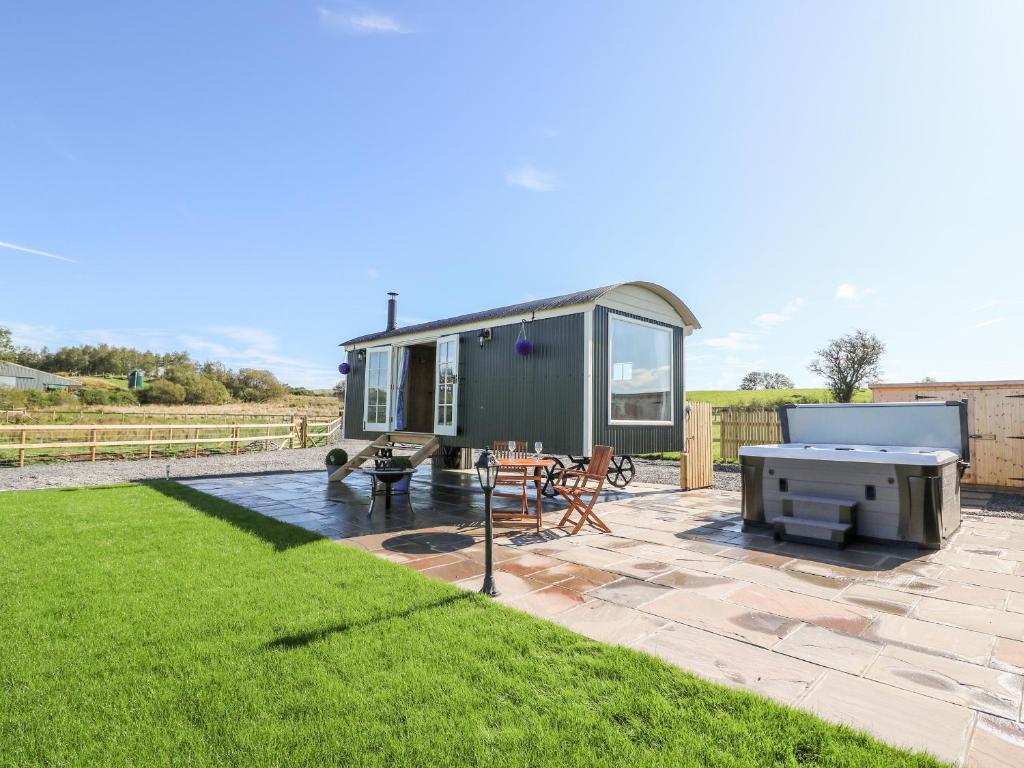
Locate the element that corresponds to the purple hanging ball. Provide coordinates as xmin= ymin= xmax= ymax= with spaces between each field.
xmin=515 ymin=338 xmax=533 ymax=357
xmin=338 ymin=362 xmax=351 ymax=375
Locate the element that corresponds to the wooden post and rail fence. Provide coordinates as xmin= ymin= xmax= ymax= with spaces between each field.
xmin=0 ymin=413 xmax=342 ymax=467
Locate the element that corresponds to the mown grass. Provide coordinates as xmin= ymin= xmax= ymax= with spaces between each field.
xmin=0 ymin=483 xmax=946 ymax=768
xmin=688 ymin=388 xmax=873 ymax=407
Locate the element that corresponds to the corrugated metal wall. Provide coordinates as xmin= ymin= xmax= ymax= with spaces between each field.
xmin=341 ymin=314 xmax=585 ymax=452
xmin=453 ymin=314 xmax=584 ymax=454
xmin=592 ymin=305 xmax=685 ymax=455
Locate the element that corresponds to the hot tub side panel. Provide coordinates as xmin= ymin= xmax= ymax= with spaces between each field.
xmin=742 ymin=454 xmax=962 ymax=548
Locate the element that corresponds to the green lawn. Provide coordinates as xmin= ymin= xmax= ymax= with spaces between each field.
xmin=0 ymin=484 xmax=945 ymax=768
xmin=688 ymin=388 xmax=873 ymax=407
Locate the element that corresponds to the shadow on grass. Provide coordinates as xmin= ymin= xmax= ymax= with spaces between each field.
xmin=146 ymin=480 xmax=323 ymax=552
xmin=265 ymin=592 xmax=472 ymax=650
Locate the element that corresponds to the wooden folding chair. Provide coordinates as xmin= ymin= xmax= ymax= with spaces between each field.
xmin=553 ymin=445 xmax=614 ymax=535
xmin=491 ymin=441 xmax=537 ymax=531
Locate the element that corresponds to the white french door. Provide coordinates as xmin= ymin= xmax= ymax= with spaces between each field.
xmin=433 ymin=335 xmax=459 ymax=436
xmin=363 ymin=346 xmax=393 ymax=431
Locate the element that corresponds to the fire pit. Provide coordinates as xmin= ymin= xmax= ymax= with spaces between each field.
xmin=361 ymin=467 xmax=416 ymax=517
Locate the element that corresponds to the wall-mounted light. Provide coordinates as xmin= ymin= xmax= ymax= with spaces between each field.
xmin=478 ymin=328 xmax=492 ymax=347
xmin=356 ymin=349 xmax=366 ymax=363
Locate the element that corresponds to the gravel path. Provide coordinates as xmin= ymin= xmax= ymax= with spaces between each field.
xmin=0 ymin=440 xmax=370 ymax=492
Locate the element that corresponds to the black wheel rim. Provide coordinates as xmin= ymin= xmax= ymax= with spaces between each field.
xmin=606 ymin=455 xmax=635 ymax=488
xmin=541 ymin=457 xmax=565 ymax=498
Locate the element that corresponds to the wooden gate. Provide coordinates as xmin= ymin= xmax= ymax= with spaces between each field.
xmin=872 ymin=381 xmax=1024 ymax=489
xmin=681 ymin=401 xmax=713 ymax=489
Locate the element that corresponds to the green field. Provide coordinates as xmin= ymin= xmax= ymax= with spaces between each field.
xmin=0 ymin=484 xmax=943 ymax=768
xmin=688 ymin=388 xmax=873 ymax=407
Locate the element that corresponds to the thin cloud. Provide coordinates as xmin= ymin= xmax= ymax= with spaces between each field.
xmin=366 ymin=268 xmax=379 ymax=279
xmin=701 ymin=332 xmax=756 ymax=351
xmin=0 ymin=240 xmax=76 ymax=263
xmin=835 ymin=283 xmax=874 ymax=302
xmin=963 ymin=318 xmax=1003 ymax=331
xmin=318 ymin=8 xmax=412 ymax=35
xmin=505 ymin=164 xmax=558 ymax=192
xmin=754 ymin=298 xmax=804 ymax=328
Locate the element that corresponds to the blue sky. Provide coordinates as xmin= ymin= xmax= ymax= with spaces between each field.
xmin=2 ymin=2 xmax=1021 ymax=389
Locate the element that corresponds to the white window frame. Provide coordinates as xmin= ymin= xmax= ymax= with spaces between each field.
xmin=607 ymin=314 xmax=674 ymax=426
xmin=433 ymin=334 xmax=459 ymax=436
xmin=363 ymin=345 xmax=393 ymax=432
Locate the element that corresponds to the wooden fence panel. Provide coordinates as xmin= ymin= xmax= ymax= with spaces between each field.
xmin=681 ymin=401 xmax=713 ymax=489
xmin=718 ymin=409 xmax=783 ymax=462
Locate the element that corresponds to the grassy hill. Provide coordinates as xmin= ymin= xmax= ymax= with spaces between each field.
xmin=688 ymin=388 xmax=872 ymax=407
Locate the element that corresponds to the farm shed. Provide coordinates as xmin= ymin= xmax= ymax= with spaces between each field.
xmin=873 ymin=380 xmax=1024 ymax=489
xmin=335 ymin=283 xmax=701 ymax=479
xmin=0 ymin=362 xmax=80 ymax=392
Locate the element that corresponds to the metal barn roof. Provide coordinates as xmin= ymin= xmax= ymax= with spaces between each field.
xmin=0 ymin=361 xmax=81 ymax=387
xmin=340 ymin=281 xmax=700 ymax=348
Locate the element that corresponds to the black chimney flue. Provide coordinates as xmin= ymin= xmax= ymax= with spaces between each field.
xmin=386 ymin=292 xmax=398 ymax=331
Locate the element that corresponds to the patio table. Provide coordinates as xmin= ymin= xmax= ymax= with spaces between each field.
xmin=495 ymin=456 xmax=557 ymax=525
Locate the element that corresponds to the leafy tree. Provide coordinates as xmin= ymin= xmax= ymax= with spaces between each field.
xmin=808 ymin=330 xmax=885 ymax=403
xmin=184 ymin=377 xmax=230 ymax=405
xmin=762 ymin=372 xmax=795 ymax=390
xmin=0 ymin=326 xmax=13 ymax=360
xmin=333 ymin=380 xmax=346 ymax=400
xmin=140 ymin=379 xmax=186 ymax=405
xmin=739 ymin=371 xmax=795 ymax=390
xmin=231 ymin=368 xmax=287 ymax=402
xmin=739 ymin=371 xmax=763 ymax=390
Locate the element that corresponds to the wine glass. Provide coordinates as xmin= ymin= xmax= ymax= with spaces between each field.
xmin=508 ymin=440 xmax=517 ymax=457
xmin=534 ymin=441 xmax=543 ymax=458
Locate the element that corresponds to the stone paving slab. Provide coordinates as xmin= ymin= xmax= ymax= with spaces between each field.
xmin=179 ymin=468 xmax=1024 ymax=766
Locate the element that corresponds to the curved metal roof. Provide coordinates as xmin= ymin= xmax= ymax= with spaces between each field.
xmin=340 ymin=281 xmax=701 ymax=347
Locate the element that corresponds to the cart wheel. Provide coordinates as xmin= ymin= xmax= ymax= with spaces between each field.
xmin=440 ymin=446 xmax=462 ymax=469
xmin=607 ymin=455 xmax=635 ymax=488
xmin=541 ymin=457 xmax=565 ymax=498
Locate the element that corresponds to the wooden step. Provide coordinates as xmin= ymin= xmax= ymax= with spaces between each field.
xmin=329 ymin=434 xmax=441 ymax=483
xmin=329 ymin=435 xmax=388 ymax=482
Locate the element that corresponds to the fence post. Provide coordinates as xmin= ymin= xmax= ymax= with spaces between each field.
xmin=301 ymin=416 xmax=309 ymax=448
xmin=90 ymin=429 xmax=97 ymax=462
xmin=19 ymin=429 xmax=26 ymax=468
xmin=233 ymin=426 xmax=240 ymax=455
xmin=148 ymin=428 xmax=153 ymax=460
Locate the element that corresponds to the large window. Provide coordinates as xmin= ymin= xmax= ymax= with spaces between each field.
xmin=608 ymin=315 xmax=673 ymax=424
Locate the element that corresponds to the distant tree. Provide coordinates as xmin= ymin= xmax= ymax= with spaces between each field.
xmin=333 ymin=380 xmax=346 ymax=400
xmin=921 ymin=376 xmax=937 ymax=383
xmin=808 ymin=330 xmax=885 ymax=403
xmin=739 ymin=371 xmax=794 ymax=390
xmin=739 ymin=371 xmax=763 ymax=390
xmin=762 ymin=372 xmax=795 ymax=390
xmin=184 ymin=377 xmax=230 ymax=405
xmin=0 ymin=327 xmax=13 ymax=360
xmin=232 ymin=368 xmax=287 ymax=403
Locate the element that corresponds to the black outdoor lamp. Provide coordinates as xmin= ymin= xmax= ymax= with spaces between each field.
xmin=474 ymin=446 xmax=499 ymax=597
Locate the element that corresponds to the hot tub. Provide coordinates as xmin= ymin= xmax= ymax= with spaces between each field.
xmin=740 ymin=402 xmax=969 ymax=549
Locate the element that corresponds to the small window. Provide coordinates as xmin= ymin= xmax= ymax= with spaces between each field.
xmin=608 ymin=315 xmax=673 ymax=424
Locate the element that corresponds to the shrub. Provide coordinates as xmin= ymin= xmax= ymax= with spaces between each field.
xmin=140 ymin=379 xmax=186 ymax=405
xmin=184 ymin=377 xmax=230 ymax=405
xmin=325 ymin=448 xmax=349 ymax=466
xmin=232 ymin=368 xmax=287 ymax=403
xmin=388 ymin=456 xmax=413 ymax=469
xmin=80 ymin=388 xmax=139 ymax=406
